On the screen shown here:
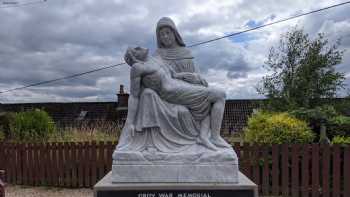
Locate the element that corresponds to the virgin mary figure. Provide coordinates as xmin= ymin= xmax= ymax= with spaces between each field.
xmin=114 ymin=17 xmax=233 ymax=161
xmin=111 ymin=17 xmax=238 ymax=183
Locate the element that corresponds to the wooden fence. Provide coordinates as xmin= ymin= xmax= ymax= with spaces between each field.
xmin=0 ymin=142 xmax=349 ymax=197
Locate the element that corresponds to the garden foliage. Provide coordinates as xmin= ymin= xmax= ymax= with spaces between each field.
xmin=244 ymin=111 xmax=315 ymax=144
xmin=8 ymin=109 xmax=55 ymax=141
xmin=332 ymin=135 xmax=350 ymax=146
xmin=258 ymin=27 xmax=345 ymax=111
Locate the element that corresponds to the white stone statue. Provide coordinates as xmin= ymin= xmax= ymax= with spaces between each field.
xmin=112 ymin=17 xmax=238 ymax=183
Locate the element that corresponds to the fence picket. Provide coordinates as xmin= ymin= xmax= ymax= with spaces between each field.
xmin=344 ymin=146 xmax=350 ymax=197
xmin=70 ymin=142 xmax=77 ymax=188
xmin=64 ymin=142 xmax=71 ymax=187
xmin=52 ymin=142 xmax=59 ymax=187
xmin=262 ymin=145 xmax=270 ymax=196
xmin=291 ymin=144 xmax=300 ymax=197
xmin=26 ymin=143 xmax=32 ymax=186
xmin=301 ymin=144 xmax=310 ymax=197
xmin=252 ymin=144 xmax=260 ymax=189
xmin=282 ymin=144 xmax=289 ymax=196
xmin=0 ymin=143 xmax=3 ymax=170
xmin=77 ymin=142 xmax=84 ymax=187
xmin=322 ymin=145 xmax=330 ymax=197
xmin=58 ymin=142 xmax=64 ymax=187
xmin=271 ymin=144 xmax=279 ymax=196
xmin=106 ymin=141 xmax=113 ymax=172
xmin=91 ymin=141 xmax=97 ymax=186
xmin=17 ymin=143 xmax=23 ymax=185
xmin=332 ymin=145 xmax=341 ymax=197
xmin=311 ymin=144 xmax=320 ymax=197
xmin=98 ymin=141 xmax=105 ymax=180
xmin=84 ymin=141 xmax=90 ymax=188
xmin=241 ymin=143 xmax=251 ymax=178
xmin=9 ymin=143 xmax=12 ymax=182
xmin=47 ymin=143 xmax=53 ymax=186
xmin=38 ymin=143 xmax=44 ymax=186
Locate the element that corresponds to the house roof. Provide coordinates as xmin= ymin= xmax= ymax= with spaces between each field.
xmin=1 ymin=97 xmax=348 ymax=134
xmin=0 ymin=99 xmax=262 ymax=133
xmin=1 ymin=102 xmax=117 ymax=126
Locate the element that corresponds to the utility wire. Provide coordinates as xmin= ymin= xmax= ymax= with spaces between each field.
xmin=188 ymin=1 xmax=350 ymax=47
xmin=0 ymin=0 xmax=47 ymax=8
xmin=0 ymin=62 xmax=126 ymax=94
xmin=0 ymin=1 xmax=349 ymax=94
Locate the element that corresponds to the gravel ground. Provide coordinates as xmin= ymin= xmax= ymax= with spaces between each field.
xmin=5 ymin=185 xmax=93 ymax=197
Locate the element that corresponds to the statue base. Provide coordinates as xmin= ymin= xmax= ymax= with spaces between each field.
xmin=94 ymin=171 xmax=258 ymax=197
xmin=111 ymin=148 xmax=239 ymax=183
xmin=112 ymin=162 xmax=238 ymax=183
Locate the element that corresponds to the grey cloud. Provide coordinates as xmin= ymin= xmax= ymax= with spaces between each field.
xmin=191 ymin=40 xmax=252 ymax=79
xmin=0 ymin=0 xmax=349 ymax=102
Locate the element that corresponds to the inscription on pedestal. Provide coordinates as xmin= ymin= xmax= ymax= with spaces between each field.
xmin=96 ymin=190 xmax=254 ymax=197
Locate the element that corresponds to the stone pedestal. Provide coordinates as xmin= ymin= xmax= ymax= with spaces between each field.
xmin=112 ymin=148 xmax=239 ymax=183
xmin=112 ymin=163 xmax=238 ymax=183
xmin=94 ymin=171 xmax=258 ymax=197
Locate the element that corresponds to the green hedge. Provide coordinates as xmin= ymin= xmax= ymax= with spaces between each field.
xmin=244 ymin=111 xmax=315 ymax=144
xmin=8 ymin=109 xmax=56 ymax=142
xmin=332 ymin=135 xmax=350 ymax=146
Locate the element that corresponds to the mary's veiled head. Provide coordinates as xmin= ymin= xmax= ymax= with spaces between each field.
xmin=156 ymin=17 xmax=186 ymax=48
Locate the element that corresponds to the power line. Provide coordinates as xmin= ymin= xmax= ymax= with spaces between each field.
xmin=0 ymin=62 xmax=126 ymax=94
xmin=188 ymin=1 xmax=350 ymax=47
xmin=0 ymin=0 xmax=47 ymax=8
xmin=1 ymin=1 xmax=349 ymax=94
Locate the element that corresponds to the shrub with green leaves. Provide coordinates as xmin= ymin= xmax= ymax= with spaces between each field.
xmin=9 ymin=109 xmax=56 ymax=142
xmin=0 ymin=112 xmax=16 ymax=138
xmin=289 ymin=105 xmax=337 ymax=124
xmin=0 ymin=130 xmax=4 ymax=141
xmin=244 ymin=111 xmax=315 ymax=144
xmin=332 ymin=136 xmax=350 ymax=146
xmin=327 ymin=115 xmax=350 ymax=138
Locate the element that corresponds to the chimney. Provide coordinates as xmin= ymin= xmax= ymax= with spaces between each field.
xmin=116 ymin=84 xmax=129 ymax=110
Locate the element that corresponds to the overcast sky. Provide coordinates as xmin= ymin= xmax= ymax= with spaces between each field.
xmin=0 ymin=0 xmax=349 ymax=103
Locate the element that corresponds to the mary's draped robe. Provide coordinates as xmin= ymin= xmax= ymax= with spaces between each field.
xmin=116 ymin=47 xmax=214 ymax=154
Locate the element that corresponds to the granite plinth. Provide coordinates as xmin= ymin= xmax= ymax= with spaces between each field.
xmin=112 ymin=148 xmax=239 ymax=183
xmin=112 ymin=163 xmax=238 ymax=183
xmin=94 ymin=171 xmax=258 ymax=197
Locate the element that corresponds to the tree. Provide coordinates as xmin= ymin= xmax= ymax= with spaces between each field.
xmin=258 ymin=27 xmax=345 ymax=111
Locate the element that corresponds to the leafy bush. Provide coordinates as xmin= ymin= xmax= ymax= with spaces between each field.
xmin=0 ymin=112 xmax=16 ymax=138
xmin=9 ymin=109 xmax=55 ymax=142
xmin=244 ymin=111 xmax=315 ymax=144
xmin=332 ymin=97 xmax=350 ymax=116
xmin=332 ymin=136 xmax=350 ymax=146
xmin=289 ymin=105 xmax=337 ymax=124
xmin=327 ymin=115 xmax=350 ymax=138
xmin=0 ymin=130 xmax=4 ymax=141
